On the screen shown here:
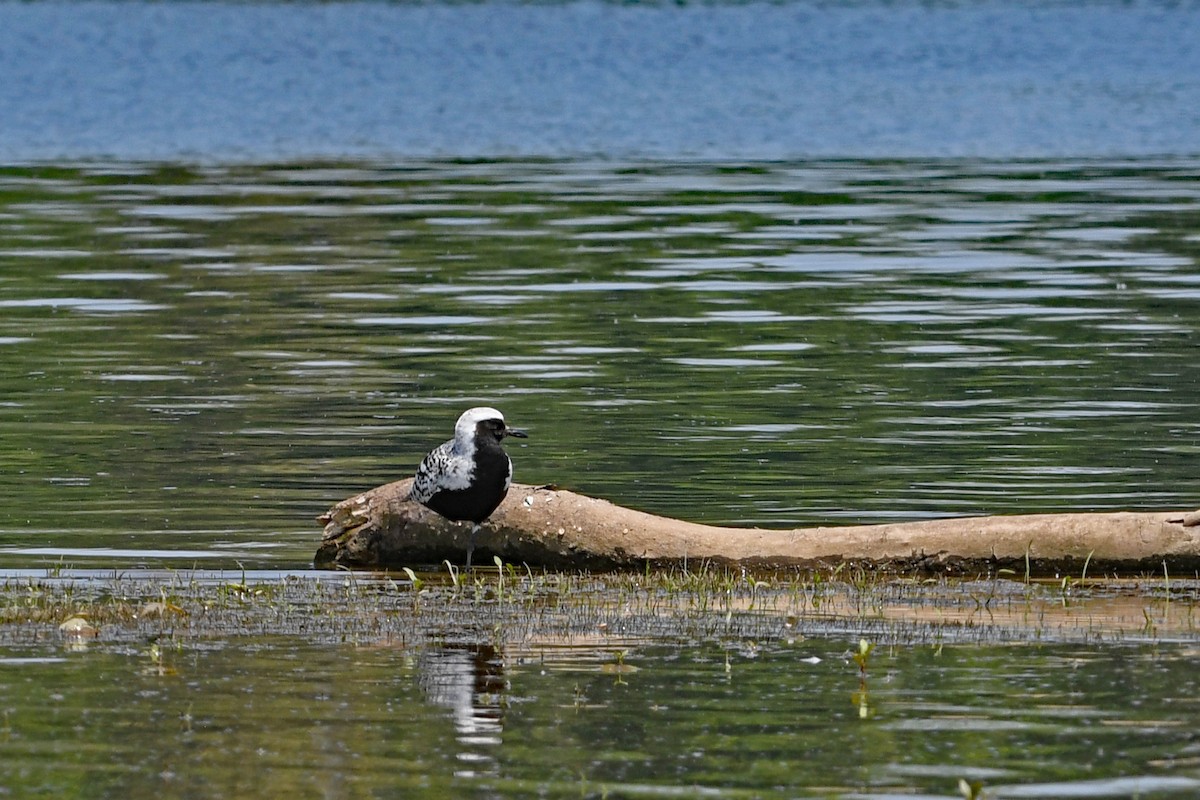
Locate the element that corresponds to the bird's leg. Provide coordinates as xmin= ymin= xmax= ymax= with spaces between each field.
xmin=465 ymin=523 xmax=481 ymax=569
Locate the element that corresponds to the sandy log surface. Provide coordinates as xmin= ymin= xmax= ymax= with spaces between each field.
xmin=316 ymin=479 xmax=1200 ymax=574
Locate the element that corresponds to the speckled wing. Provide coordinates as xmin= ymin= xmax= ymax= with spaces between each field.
xmin=410 ymin=438 xmax=473 ymax=504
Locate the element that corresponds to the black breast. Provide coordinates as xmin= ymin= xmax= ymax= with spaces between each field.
xmin=422 ymin=440 xmax=512 ymax=524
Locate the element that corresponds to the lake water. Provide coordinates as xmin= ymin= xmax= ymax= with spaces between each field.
xmin=2 ymin=570 xmax=1200 ymax=799
xmin=1 ymin=158 xmax=1199 ymax=569
xmin=7 ymin=636 xmax=1200 ymax=799
xmin=2 ymin=1 xmax=1200 ymax=796
xmin=3 ymin=158 xmax=1199 ymax=797
xmin=2 ymin=1 xmax=1199 ymax=161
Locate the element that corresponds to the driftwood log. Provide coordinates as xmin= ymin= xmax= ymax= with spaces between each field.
xmin=315 ymin=478 xmax=1200 ymax=575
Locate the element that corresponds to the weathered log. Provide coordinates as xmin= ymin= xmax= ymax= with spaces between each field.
xmin=315 ymin=478 xmax=1200 ymax=575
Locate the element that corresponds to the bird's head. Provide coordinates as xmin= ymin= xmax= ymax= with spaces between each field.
xmin=456 ymin=406 xmax=528 ymax=446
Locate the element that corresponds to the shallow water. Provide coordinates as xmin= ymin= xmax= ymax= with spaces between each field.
xmin=1 ymin=569 xmax=1200 ymax=799
xmin=4 ymin=619 xmax=1200 ymax=798
xmin=2 ymin=158 xmax=1199 ymax=569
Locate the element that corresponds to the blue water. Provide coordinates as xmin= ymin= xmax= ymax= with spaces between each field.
xmin=2 ymin=0 xmax=1199 ymax=161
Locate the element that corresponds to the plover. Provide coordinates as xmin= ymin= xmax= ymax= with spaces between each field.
xmin=409 ymin=407 xmax=528 ymax=567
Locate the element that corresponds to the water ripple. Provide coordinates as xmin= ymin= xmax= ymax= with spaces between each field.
xmin=1 ymin=158 xmax=1198 ymax=561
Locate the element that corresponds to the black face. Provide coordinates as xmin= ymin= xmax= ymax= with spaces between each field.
xmin=476 ymin=418 xmax=528 ymax=443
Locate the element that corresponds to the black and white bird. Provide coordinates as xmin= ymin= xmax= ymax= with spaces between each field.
xmin=409 ymin=407 xmax=528 ymax=567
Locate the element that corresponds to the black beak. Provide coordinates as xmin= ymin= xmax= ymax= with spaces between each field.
xmin=505 ymin=426 xmax=528 ymax=439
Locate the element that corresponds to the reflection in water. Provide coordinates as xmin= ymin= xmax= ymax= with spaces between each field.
xmin=0 ymin=159 xmax=1198 ymax=567
xmin=0 ymin=570 xmax=1199 ymax=797
xmin=417 ymin=644 xmax=507 ymax=774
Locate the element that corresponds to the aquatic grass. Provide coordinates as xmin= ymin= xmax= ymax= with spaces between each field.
xmin=2 ymin=568 xmax=1200 ymax=653
xmin=851 ymin=637 xmax=874 ymax=679
xmin=958 ymin=778 xmax=987 ymax=800
xmin=400 ymin=567 xmax=423 ymax=592
xmin=443 ymin=559 xmax=462 ymax=589
xmin=850 ymin=638 xmax=876 ymax=719
xmin=1081 ymin=549 xmax=1095 ymax=584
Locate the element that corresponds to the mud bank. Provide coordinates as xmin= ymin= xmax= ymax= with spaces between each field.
xmin=316 ymin=479 xmax=1200 ymax=575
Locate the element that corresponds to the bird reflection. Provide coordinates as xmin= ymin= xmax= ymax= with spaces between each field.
xmin=417 ymin=644 xmax=507 ymax=773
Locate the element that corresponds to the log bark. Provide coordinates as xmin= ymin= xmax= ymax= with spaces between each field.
xmin=315 ymin=479 xmax=1200 ymax=575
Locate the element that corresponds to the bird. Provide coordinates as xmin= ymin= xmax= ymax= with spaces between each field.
xmin=409 ymin=406 xmax=528 ymax=567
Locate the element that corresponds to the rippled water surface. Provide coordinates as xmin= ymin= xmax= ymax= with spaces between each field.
xmin=2 ymin=155 xmax=1200 ymax=800
xmin=3 ymin=3 xmax=1200 ymax=793
xmin=3 ymin=0 xmax=1199 ymax=160
xmin=2 ymin=569 xmax=1200 ymax=799
xmin=4 ymin=610 xmax=1200 ymax=799
xmin=0 ymin=159 xmax=1198 ymax=568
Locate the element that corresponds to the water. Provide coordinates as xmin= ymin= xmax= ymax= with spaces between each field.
xmin=2 ymin=1 xmax=1199 ymax=161
xmin=3 ymin=626 xmax=1200 ymax=798
xmin=2 ymin=159 xmax=1199 ymax=568
xmin=2 ymin=152 xmax=1199 ymax=789
xmin=2 ymin=567 xmax=1200 ymax=798
xmin=2 ymin=2 xmax=1200 ymax=792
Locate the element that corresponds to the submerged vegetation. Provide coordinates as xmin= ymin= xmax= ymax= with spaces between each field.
xmin=7 ymin=565 xmax=1200 ymax=799
xmin=4 ymin=562 xmax=1198 ymax=652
